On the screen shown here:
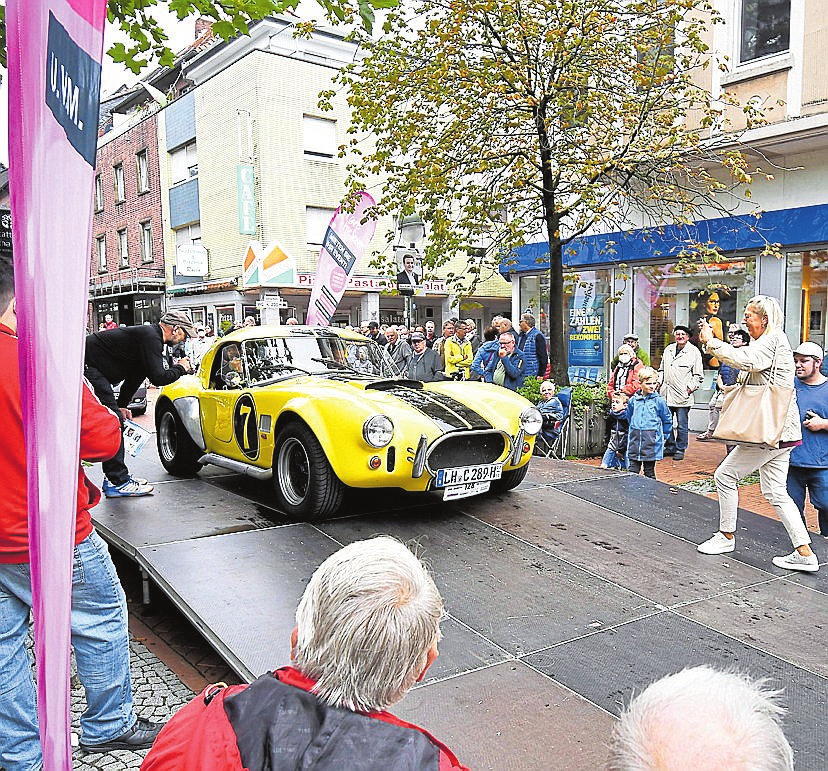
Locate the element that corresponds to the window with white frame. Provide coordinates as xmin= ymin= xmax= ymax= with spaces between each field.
xmin=175 ymin=222 xmax=202 ymax=248
xmin=136 ymin=149 xmax=150 ymax=193
xmin=114 ymin=162 xmax=125 ymax=202
xmin=140 ymin=221 xmax=153 ymax=263
xmin=740 ymin=0 xmax=790 ymax=63
xmin=170 ymin=142 xmax=198 ymax=185
xmin=306 ymin=206 xmax=336 ymax=247
xmin=96 ymin=235 xmax=107 ymax=273
xmin=117 ymin=228 xmax=128 ymax=268
xmin=94 ymin=174 xmax=104 ymax=212
xmin=303 ymin=116 xmax=337 ymax=158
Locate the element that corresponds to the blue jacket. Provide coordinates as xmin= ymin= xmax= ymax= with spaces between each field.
xmin=471 ymin=340 xmax=500 ymax=382
xmin=517 ymin=326 xmax=547 ymax=378
xmin=484 ymin=348 xmax=526 ymax=391
xmin=625 ymin=391 xmax=672 ymax=461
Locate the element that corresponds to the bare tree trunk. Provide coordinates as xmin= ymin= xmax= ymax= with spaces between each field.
xmin=546 ymin=237 xmax=568 ymax=386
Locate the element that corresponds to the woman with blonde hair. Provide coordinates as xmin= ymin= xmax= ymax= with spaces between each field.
xmin=697 ymin=295 xmax=818 ymax=572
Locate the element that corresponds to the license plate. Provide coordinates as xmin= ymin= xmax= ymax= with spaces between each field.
xmin=443 ymin=481 xmax=491 ymax=501
xmin=435 ymin=463 xmax=502 ymax=488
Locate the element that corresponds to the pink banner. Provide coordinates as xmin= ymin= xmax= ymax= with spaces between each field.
xmin=7 ymin=0 xmax=107 ymax=767
xmin=306 ymin=192 xmax=377 ymax=325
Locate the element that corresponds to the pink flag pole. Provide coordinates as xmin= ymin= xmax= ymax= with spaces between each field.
xmin=7 ymin=1 xmax=107 ymax=767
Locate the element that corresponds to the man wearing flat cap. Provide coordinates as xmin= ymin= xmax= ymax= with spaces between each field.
xmin=85 ymin=311 xmax=197 ymax=497
xmin=611 ymin=332 xmax=650 ymax=369
xmin=657 ymin=324 xmax=703 ymax=461
xmin=788 ymin=341 xmax=828 ymax=534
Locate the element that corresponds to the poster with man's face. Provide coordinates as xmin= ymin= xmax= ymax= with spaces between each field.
xmin=396 ymin=250 xmax=421 ymax=296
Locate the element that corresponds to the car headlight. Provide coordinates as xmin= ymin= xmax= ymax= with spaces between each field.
xmin=363 ymin=415 xmax=394 ymax=448
xmin=520 ymin=407 xmax=543 ymax=436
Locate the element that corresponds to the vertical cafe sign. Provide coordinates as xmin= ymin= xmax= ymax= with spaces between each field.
xmin=568 ymin=280 xmax=605 ymax=379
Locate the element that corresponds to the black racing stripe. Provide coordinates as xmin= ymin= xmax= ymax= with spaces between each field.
xmin=383 ymin=386 xmax=493 ymax=430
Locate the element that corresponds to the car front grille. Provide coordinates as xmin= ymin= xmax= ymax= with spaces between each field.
xmin=426 ymin=431 xmax=509 ymax=472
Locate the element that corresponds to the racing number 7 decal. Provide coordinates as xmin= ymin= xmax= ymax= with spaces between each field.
xmin=233 ymin=393 xmax=260 ymax=460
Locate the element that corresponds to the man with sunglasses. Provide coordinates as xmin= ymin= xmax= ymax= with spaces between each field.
xmin=85 ymin=310 xmax=197 ymax=497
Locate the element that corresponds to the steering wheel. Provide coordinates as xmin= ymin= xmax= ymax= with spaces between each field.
xmin=223 ymin=371 xmax=244 ymax=389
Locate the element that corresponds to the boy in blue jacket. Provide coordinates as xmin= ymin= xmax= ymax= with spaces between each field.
xmin=625 ymin=367 xmax=672 ymax=479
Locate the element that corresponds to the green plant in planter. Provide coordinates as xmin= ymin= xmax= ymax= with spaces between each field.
xmin=517 ymin=377 xmax=543 ymax=404
xmin=569 ymin=383 xmax=610 ymax=429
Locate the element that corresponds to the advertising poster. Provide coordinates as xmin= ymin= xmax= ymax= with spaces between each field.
xmin=568 ymin=281 xmax=605 ymax=368
xmin=690 ymin=286 xmax=737 ymax=367
xmin=306 ymin=192 xmax=376 ymax=326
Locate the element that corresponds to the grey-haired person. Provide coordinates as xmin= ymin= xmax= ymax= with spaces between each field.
xmin=142 ymin=537 xmax=468 ymax=770
xmin=607 ymin=666 xmax=794 ymax=771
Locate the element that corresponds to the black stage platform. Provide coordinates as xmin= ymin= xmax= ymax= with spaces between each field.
xmin=91 ymin=452 xmax=828 ymax=770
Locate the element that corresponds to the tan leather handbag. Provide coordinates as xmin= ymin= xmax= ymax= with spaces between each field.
xmin=712 ymin=342 xmax=792 ymax=448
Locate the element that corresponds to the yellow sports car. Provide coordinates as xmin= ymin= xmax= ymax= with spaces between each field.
xmin=156 ymin=326 xmax=542 ymax=518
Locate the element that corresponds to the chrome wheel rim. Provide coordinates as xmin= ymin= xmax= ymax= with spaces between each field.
xmin=158 ymin=411 xmax=177 ymax=463
xmin=277 ymin=437 xmax=310 ymax=506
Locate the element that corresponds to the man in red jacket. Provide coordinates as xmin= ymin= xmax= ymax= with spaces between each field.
xmin=0 ymin=242 xmax=163 ymax=769
xmin=142 ymin=537 xmax=468 ymax=770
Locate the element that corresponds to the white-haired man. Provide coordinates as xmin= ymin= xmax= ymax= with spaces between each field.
xmin=143 ymin=537 xmax=468 ymax=770
xmin=607 ymin=666 xmax=794 ymax=770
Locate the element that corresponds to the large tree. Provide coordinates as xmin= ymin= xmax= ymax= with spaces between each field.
xmin=337 ymin=0 xmax=768 ymax=384
xmin=0 ymin=0 xmax=392 ymax=71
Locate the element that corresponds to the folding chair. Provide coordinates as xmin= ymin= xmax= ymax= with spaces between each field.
xmin=534 ymin=387 xmax=572 ymax=459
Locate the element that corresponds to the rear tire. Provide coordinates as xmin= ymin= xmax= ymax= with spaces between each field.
xmin=156 ymin=404 xmax=203 ymax=476
xmin=273 ymin=422 xmax=344 ymax=518
xmin=490 ymin=462 xmax=529 ymax=493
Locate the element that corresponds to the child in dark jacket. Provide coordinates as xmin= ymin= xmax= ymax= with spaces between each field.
xmin=601 ymin=392 xmax=630 ymax=470
xmin=625 ymin=367 xmax=672 ymax=479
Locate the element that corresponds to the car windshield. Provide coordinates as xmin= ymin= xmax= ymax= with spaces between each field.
xmin=234 ymin=335 xmax=400 ymax=386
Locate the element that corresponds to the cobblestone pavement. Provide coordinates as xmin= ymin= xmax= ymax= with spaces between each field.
xmin=70 ymin=638 xmax=193 ymax=770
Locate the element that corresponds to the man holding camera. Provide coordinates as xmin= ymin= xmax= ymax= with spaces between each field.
xmin=788 ymin=342 xmax=828 ymax=535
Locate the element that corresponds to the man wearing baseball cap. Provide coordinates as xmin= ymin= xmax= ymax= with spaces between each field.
xmin=85 ymin=310 xmax=197 ymax=497
xmin=611 ymin=332 xmax=650 ymax=368
xmin=788 ymin=341 xmax=828 ymax=535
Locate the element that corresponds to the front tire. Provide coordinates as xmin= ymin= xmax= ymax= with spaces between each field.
xmin=156 ymin=404 xmax=203 ymax=476
xmin=273 ymin=422 xmax=344 ymax=518
xmin=490 ymin=463 xmax=529 ymax=493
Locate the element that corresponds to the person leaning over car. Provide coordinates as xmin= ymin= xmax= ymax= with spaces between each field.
xmin=85 ymin=311 xmax=197 ymax=498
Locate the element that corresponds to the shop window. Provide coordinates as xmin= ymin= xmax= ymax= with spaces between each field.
xmin=633 ymin=257 xmax=756 ymax=379
xmin=740 ymin=0 xmax=790 ymax=63
xmin=785 ymin=251 xmax=828 ymax=351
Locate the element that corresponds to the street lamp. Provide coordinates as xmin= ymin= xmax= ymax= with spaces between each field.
xmin=394 ymin=214 xmax=426 ymax=328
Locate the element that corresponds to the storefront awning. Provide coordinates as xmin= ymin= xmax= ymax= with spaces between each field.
xmin=503 ymin=202 xmax=828 ymax=275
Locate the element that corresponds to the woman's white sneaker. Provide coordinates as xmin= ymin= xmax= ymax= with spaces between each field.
xmin=772 ymin=551 xmax=819 ymax=572
xmin=697 ymin=532 xmax=735 ymax=554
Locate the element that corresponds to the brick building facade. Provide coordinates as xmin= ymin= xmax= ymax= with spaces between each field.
xmin=88 ymin=109 xmax=166 ymax=329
